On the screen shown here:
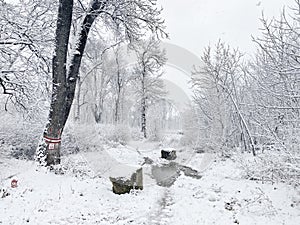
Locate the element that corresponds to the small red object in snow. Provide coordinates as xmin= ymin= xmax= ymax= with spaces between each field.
xmin=11 ymin=179 xmax=18 ymax=188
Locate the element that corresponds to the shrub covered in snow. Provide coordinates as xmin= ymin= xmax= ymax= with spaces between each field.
xmin=0 ymin=113 xmax=44 ymax=160
xmin=235 ymin=151 xmax=300 ymax=188
xmin=179 ymin=107 xmax=201 ymax=147
xmin=161 ymin=132 xmax=182 ymax=148
xmin=130 ymin=127 xmax=144 ymax=141
xmin=106 ymin=124 xmax=130 ymax=145
xmin=148 ymin=127 xmax=163 ymax=142
xmin=90 ymin=124 xmax=131 ymax=145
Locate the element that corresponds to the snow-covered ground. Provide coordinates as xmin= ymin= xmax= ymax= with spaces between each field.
xmin=1 ymin=138 xmax=299 ymax=225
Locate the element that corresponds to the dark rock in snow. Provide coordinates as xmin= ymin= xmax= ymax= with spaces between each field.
xmin=161 ymin=148 xmax=176 ymax=160
xmin=110 ymin=168 xmax=143 ymax=194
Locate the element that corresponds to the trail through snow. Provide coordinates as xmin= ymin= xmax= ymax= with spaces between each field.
xmin=1 ymin=139 xmax=299 ymax=225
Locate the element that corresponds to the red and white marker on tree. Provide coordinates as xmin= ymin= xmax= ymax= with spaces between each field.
xmin=44 ymin=136 xmax=61 ymax=150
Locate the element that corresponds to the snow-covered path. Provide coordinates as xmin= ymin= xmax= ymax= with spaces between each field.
xmin=148 ymin=188 xmax=174 ymax=225
xmin=1 ymin=143 xmax=299 ymax=225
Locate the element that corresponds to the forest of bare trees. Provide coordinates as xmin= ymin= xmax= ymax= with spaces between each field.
xmin=190 ymin=1 xmax=300 ymax=186
xmin=1 ymin=1 xmax=300 ymax=224
xmin=0 ymin=0 xmax=299 ymax=185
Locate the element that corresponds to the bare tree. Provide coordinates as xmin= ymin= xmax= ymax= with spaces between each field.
xmin=74 ymin=36 xmax=108 ymax=123
xmin=0 ymin=0 xmax=55 ymax=114
xmin=222 ymin=1 xmax=300 ymax=186
xmin=133 ymin=37 xmax=167 ymax=138
xmin=250 ymin=1 xmax=300 ymax=150
xmin=192 ymin=41 xmax=256 ymax=155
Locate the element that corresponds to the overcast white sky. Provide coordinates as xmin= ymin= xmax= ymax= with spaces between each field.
xmin=158 ymin=0 xmax=294 ymax=56
xmin=6 ymin=0 xmax=295 ymax=108
xmin=158 ymin=0 xmax=295 ymax=108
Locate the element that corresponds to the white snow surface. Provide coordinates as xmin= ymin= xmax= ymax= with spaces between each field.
xmin=0 ymin=140 xmax=299 ymax=225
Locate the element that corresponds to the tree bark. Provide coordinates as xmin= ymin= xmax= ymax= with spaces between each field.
xmin=141 ymin=72 xmax=147 ymax=138
xmin=36 ymin=0 xmax=105 ymax=166
xmin=36 ymin=0 xmax=73 ymax=166
xmin=65 ymin=1 xmax=105 ymax=118
xmin=141 ymin=97 xmax=147 ymax=138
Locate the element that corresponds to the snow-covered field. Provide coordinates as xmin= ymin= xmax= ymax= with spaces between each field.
xmin=1 ymin=136 xmax=299 ymax=225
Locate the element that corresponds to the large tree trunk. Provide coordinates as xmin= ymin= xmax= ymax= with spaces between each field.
xmin=114 ymin=51 xmax=122 ymax=124
xmin=141 ymin=76 xmax=147 ymax=138
xmin=115 ymin=94 xmax=120 ymax=123
xmin=141 ymin=97 xmax=147 ymax=138
xmin=36 ymin=0 xmax=73 ymax=166
xmin=64 ymin=1 xmax=104 ymax=118
xmin=114 ymin=80 xmax=122 ymax=123
xmin=93 ymin=103 xmax=103 ymax=123
xmin=141 ymin=71 xmax=147 ymax=138
xmin=36 ymin=0 xmax=105 ymax=166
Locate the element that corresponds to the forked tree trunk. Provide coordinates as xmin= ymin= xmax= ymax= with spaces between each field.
xmin=35 ymin=0 xmax=73 ymax=166
xmin=36 ymin=0 xmax=105 ymax=166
